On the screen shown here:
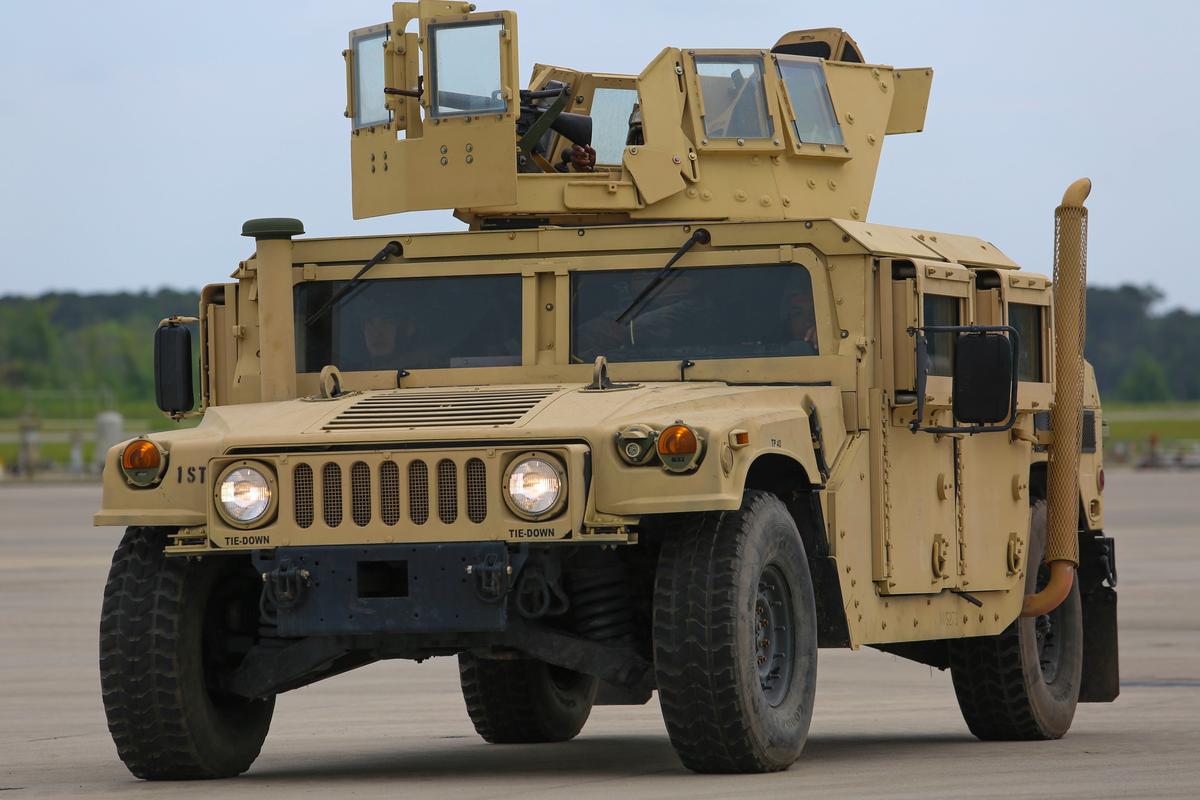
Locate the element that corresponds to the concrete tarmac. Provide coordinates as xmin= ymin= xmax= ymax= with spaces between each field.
xmin=1 ymin=470 xmax=1197 ymax=798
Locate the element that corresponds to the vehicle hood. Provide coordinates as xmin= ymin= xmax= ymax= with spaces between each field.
xmin=170 ymin=381 xmax=829 ymax=452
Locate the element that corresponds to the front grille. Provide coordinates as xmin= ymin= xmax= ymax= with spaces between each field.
xmin=321 ymin=386 xmax=559 ymax=431
xmin=282 ymin=453 xmax=496 ymax=534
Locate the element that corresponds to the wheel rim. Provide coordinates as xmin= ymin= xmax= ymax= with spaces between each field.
xmin=754 ymin=563 xmax=795 ymax=707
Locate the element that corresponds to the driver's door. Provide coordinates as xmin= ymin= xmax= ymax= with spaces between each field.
xmin=873 ymin=260 xmax=970 ymax=595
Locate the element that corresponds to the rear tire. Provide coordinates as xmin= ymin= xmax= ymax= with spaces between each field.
xmin=99 ymin=527 xmax=274 ymax=779
xmin=458 ymin=654 xmax=597 ymax=743
xmin=652 ymin=490 xmax=818 ymax=773
xmin=948 ymin=500 xmax=1083 ymax=740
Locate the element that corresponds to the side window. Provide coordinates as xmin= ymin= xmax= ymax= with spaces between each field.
xmin=776 ymin=57 xmax=843 ymax=146
xmin=589 ymin=88 xmax=639 ymax=164
xmin=350 ymin=27 xmax=390 ymax=129
xmin=923 ymin=295 xmax=960 ymax=377
xmin=1009 ymin=303 xmax=1044 ymax=382
xmin=694 ymin=56 xmax=773 ymax=140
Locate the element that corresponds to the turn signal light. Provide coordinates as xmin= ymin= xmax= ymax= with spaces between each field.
xmin=122 ymin=439 xmax=161 ymax=471
xmin=120 ymin=438 xmax=167 ymax=487
xmin=657 ymin=424 xmax=704 ymax=472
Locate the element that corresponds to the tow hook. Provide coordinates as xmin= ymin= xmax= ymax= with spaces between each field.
xmin=262 ymin=560 xmax=312 ymax=610
xmin=465 ymin=553 xmax=512 ymax=603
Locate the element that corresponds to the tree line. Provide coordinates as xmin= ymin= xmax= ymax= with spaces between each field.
xmin=0 ymin=284 xmax=1196 ymax=414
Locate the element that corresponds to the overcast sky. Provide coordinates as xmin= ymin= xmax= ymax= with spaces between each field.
xmin=2 ymin=1 xmax=1198 ymax=309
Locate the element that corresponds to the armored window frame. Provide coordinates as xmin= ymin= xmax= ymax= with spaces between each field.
xmin=683 ymin=50 xmax=783 ymax=152
xmin=588 ymin=85 xmax=640 ymax=166
xmin=1008 ymin=302 xmax=1044 ymax=384
xmin=922 ymin=294 xmax=961 ymax=378
xmin=995 ymin=275 xmax=1054 ymax=412
xmin=775 ymin=55 xmax=844 ymax=147
xmin=348 ymin=24 xmax=392 ymax=130
xmin=424 ymin=17 xmax=510 ymax=120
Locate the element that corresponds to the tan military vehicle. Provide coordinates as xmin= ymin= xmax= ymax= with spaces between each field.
xmin=96 ymin=1 xmax=1119 ymax=779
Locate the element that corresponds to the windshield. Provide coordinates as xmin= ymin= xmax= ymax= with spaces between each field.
xmin=571 ymin=264 xmax=818 ymax=363
xmin=294 ymin=275 xmax=522 ymax=373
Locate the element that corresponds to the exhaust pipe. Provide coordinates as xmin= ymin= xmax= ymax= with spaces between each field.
xmin=1022 ymin=178 xmax=1090 ymax=618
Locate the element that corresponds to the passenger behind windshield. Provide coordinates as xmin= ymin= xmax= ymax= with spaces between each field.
xmin=294 ymin=275 xmax=522 ymax=373
xmin=571 ymin=264 xmax=818 ymax=363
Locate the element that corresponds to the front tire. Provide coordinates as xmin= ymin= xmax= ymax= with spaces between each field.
xmin=652 ymin=490 xmax=818 ymax=773
xmin=459 ymin=654 xmax=597 ymax=743
xmin=948 ymin=499 xmax=1083 ymax=740
xmin=99 ymin=527 xmax=274 ymax=779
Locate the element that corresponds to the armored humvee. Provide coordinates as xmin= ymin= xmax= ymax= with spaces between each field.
xmin=96 ymin=1 xmax=1119 ymax=779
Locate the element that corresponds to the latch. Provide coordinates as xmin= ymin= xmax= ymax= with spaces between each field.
xmin=931 ymin=534 xmax=950 ymax=581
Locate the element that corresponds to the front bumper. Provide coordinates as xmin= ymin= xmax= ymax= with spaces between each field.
xmin=252 ymin=542 xmax=519 ymax=637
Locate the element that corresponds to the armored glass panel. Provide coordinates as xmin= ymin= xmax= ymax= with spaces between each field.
xmin=777 ymin=57 xmax=843 ymax=145
xmin=694 ymin=56 xmax=773 ymax=140
xmin=1010 ymin=302 xmax=1044 ymax=382
xmin=923 ymin=294 xmax=960 ymax=377
xmin=351 ymin=29 xmax=390 ymax=129
xmin=590 ymin=88 xmax=638 ymax=164
xmin=428 ymin=20 xmax=506 ymax=118
xmin=295 ymin=275 xmax=522 ymax=373
xmin=571 ymin=264 xmax=817 ymax=363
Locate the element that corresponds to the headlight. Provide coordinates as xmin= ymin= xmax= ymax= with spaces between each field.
xmin=120 ymin=438 xmax=167 ymax=487
xmin=215 ymin=463 xmax=277 ymax=527
xmin=503 ymin=455 xmax=566 ymax=520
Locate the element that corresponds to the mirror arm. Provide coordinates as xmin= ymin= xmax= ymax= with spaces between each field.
xmin=907 ymin=324 xmax=1020 ymax=436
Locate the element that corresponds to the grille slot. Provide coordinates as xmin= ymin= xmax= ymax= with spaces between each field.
xmin=437 ymin=459 xmax=458 ymax=524
xmin=409 ymin=460 xmax=429 ymax=525
xmin=380 ymin=461 xmax=401 ymax=525
xmin=351 ymin=461 xmax=371 ymax=527
xmin=322 ymin=463 xmax=343 ymax=527
xmin=294 ymin=463 xmax=314 ymax=529
xmin=323 ymin=387 xmax=558 ymax=431
xmin=1081 ymin=409 xmax=1097 ymax=453
xmin=466 ymin=458 xmax=487 ymax=523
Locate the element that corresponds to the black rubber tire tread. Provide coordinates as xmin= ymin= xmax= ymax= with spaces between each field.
xmin=652 ymin=490 xmax=818 ymax=774
xmin=948 ymin=500 xmax=1083 ymax=740
xmin=99 ymin=527 xmax=274 ymax=780
xmin=458 ymin=654 xmax=596 ymax=744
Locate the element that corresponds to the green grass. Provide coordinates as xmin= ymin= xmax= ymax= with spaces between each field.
xmin=1102 ymin=401 xmax=1200 ymax=445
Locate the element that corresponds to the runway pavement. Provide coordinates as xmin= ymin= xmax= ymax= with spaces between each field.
xmin=1 ymin=470 xmax=1197 ymax=798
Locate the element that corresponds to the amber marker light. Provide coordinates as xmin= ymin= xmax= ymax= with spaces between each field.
xmin=120 ymin=439 xmax=167 ymax=487
xmin=657 ymin=423 xmax=704 ymax=473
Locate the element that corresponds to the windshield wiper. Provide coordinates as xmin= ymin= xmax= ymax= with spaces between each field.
xmin=304 ymin=240 xmax=403 ymax=327
xmin=614 ymin=228 xmax=710 ymax=324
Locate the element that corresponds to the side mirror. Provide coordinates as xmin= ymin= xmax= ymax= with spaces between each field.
xmin=910 ymin=324 xmax=1019 ymax=434
xmin=154 ymin=321 xmax=195 ymax=416
xmin=952 ymin=332 xmax=1014 ymax=424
